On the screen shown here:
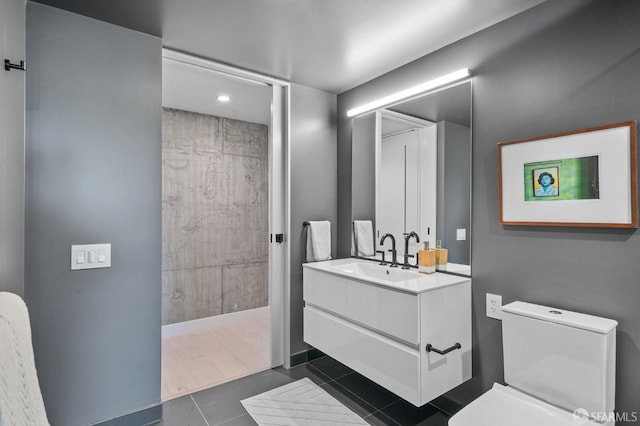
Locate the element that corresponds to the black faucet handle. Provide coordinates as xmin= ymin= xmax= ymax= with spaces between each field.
xmin=375 ymin=250 xmax=386 ymax=265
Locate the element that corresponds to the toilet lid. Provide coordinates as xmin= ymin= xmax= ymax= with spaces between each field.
xmin=448 ymin=383 xmax=603 ymax=426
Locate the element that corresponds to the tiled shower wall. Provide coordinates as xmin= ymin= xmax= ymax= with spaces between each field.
xmin=162 ymin=108 xmax=269 ymax=325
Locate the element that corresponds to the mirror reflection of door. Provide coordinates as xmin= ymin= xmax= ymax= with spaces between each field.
xmin=377 ymin=111 xmax=436 ymax=258
xmin=379 ymin=130 xmax=413 ymax=257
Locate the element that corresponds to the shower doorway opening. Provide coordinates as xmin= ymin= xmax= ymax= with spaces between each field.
xmin=160 ymin=49 xmax=288 ymax=401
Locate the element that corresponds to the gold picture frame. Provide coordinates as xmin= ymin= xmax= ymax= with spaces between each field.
xmin=498 ymin=121 xmax=637 ymax=228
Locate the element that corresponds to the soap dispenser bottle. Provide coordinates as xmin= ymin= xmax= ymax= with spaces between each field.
xmin=418 ymin=241 xmax=436 ymax=274
xmin=435 ymin=240 xmax=448 ymax=271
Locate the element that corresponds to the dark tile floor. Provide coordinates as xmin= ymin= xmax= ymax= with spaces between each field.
xmin=157 ymin=355 xmax=458 ymax=426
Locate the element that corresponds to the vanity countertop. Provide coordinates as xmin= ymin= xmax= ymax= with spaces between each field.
xmin=303 ymin=257 xmax=470 ymax=294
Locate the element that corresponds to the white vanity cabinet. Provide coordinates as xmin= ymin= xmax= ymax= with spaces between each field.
xmin=303 ymin=259 xmax=471 ymax=407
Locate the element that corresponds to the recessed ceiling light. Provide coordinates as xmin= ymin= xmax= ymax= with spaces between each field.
xmin=217 ymin=95 xmax=231 ymax=102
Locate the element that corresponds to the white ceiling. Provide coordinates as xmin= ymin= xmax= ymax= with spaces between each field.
xmin=33 ymin=0 xmax=548 ymax=94
xmin=162 ymin=58 xmax=272 ymax=125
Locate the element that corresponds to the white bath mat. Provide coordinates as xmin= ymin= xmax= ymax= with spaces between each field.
xmin=241 ymin=377 xmax=369 ymax=425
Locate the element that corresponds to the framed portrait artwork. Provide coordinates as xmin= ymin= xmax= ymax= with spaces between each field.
xmin=498 ymin=121 xmax=638 ymax=228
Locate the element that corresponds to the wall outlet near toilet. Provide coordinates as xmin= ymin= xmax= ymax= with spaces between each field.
xmin=486 ymin=293 xmax=503 ymax=320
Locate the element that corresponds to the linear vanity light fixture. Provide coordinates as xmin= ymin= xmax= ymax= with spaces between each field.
xmin=346 ymin=68 xmax=471 ymax=117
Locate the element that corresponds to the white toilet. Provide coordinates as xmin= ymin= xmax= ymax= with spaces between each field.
xmin=449 ymin=301 xmax=617 ymax=426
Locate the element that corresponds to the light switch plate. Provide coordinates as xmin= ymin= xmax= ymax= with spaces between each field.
xmin=456 ymin=228 xmax=466 ymax=240
xmin=71 ymin=244 xmax=111 ymax=270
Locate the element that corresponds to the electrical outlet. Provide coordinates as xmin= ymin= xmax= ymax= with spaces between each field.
xmin=486 ymin=293 xmax=503 ymax=320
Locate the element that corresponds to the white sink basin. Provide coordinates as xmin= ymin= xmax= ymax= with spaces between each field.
xmin=304 ymin=258 xmax=470 ymax=293
xmin=331 ymin=261 xmax=420 ymax=283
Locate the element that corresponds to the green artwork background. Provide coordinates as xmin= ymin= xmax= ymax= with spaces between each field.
xmin=524 ymin=155 xmax=599 ymax=201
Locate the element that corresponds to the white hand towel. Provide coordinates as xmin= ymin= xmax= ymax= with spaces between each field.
xmin=352 ymin=220 xmax=374 ymax=256
xmin=0 ymin=292 xmax=50 ymax=426
xmin=306 ymin=221 xmax=332 ymax=262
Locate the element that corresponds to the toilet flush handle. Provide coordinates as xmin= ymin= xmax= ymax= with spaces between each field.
xmin=425 ymin=342 xmax=461 ymax=355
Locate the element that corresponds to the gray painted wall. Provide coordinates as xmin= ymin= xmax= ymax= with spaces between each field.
xmin=289 ymin=83 xmax=337 ymax=357
xmin=162 ymin=108 xmax=268 ymax=325
xmin=351 ymin=113 xmax=376 ymax=228
xmin=438 ymin=121 xmax=471 ymax=265
xmin=338 ymin=0 xmax=640 ymax=416
xmin=26 ymin=3 xmax=161 ymax=425
xmin=337 ymin=102 xmax=353 ymax=259
xmin=0 ymin=0 xmax=25 ymax=296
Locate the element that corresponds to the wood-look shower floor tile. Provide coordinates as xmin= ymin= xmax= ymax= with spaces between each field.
xmin=161 ymin=311 xmax=271 ymax=401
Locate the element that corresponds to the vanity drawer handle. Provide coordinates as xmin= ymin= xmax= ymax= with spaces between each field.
xmin=425 ymin=343 xmax=461 ymax=355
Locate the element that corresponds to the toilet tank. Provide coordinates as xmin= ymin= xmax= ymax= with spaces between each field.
xmin=502 ymin=301 xmax=617 ymax=416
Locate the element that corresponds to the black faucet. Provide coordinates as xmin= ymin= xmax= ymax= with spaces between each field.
xmin=379 ymin=233 xmax=398 ymax=267
xmin=403 ymin=231 xmax=420 ymax=269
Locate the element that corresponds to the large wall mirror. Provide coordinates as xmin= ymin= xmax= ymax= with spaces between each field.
xmin=351 ymin=80 xmax=472 ymax=276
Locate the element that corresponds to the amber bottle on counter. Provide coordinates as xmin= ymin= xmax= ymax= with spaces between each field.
xmin=418 ymin=241 xmax=436 ymax=274
xmin=435 ymin=240 xmax=448 ymax=271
